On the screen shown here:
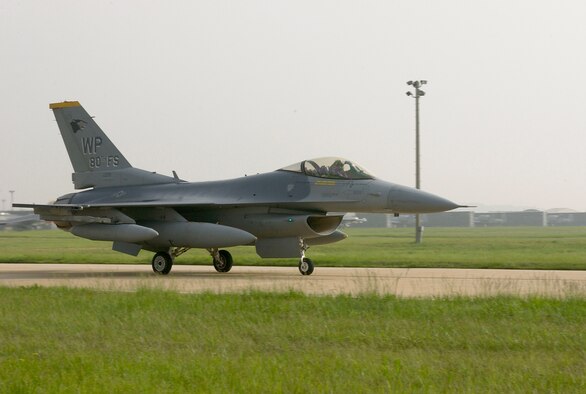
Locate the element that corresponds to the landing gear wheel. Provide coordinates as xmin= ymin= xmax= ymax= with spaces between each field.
xmin=152 ymin=252 xmax=173 ymax=275
xmin=298 ymin=257 xmax=314 ymax=276
xmin=213 ymin=250 xmax=233 ymax=273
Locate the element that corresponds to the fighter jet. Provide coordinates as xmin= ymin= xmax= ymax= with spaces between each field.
xmin=340 ymin=213 xmax=368 ymax=227
xmin=0 ymin=211 xmax=46 ymax=231
xmin=16 ymin=101 xmax=461 ymax=275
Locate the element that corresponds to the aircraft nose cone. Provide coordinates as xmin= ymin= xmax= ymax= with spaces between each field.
xmin=387 ymin=185 xmax=459 ymax=213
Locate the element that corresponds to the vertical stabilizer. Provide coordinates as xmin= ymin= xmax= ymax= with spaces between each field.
xmin=51 ymin=101 xmax=131 ymax=172
xmin=50 ymin=101 xmax=174 ymax=189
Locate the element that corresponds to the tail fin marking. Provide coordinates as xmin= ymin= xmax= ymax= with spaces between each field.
xmin=50 ymin=101 xmax=174 ymax=189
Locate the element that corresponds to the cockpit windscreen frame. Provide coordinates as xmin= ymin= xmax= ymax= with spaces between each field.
xmin=279 ymin=157 xmax=374 ymax=180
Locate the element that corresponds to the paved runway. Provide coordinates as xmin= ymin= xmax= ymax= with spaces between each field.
xmin=2 ymin=264 xmax=586 ymax=297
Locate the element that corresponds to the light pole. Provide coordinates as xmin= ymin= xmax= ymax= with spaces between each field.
xmin=9 ymin=190 xmax=14 ymax=210
xmin=406 ymin=80 xmax=427 ymax=244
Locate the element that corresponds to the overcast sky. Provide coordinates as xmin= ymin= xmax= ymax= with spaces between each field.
xmin=1 ymin=1 xmax=585 ymax=211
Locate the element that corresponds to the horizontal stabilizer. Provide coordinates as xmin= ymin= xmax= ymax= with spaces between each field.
xmin=12 ymin=203 xmax=88 ymax=222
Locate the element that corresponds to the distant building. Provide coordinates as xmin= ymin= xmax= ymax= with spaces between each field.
xmin=356 ymin=210 xmax=586 ymax=228
xmin=425 ymin=211 xmax=474 ymax=227
xmin=547 ymin=212 xmax=586 ymax=226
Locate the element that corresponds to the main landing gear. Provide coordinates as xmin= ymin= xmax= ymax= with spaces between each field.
xmin=209 ymin=249 xmax=233 ymax=273
xmin=152 ymin=251 xmax=173 ymax=275
xmin=151 ymin=248 xmax=235 ymax=275
xmin=151 ymin=247 xmax=189 ymax=275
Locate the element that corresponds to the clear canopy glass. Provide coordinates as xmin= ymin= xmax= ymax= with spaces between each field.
xmin=279 ymin=157 xmax=374 ymax=180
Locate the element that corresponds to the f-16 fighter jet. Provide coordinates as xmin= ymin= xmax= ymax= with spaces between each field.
xmin=16 ymin=102 xmax=460 ymax=275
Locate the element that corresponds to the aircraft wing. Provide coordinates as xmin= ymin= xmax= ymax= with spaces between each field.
xmin=13 ymin=199 xmax=340 ymax=227
xmin=14 ymin=198 xmax=356 ymax=210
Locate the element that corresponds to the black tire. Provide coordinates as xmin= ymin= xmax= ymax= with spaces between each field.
xmin=152 ymin=252 xmax=173 ymax=275
xmin=298 ymin=257 xmax=314 ymax=276
xmin=213 ymin=250 xmax=233 ymax=273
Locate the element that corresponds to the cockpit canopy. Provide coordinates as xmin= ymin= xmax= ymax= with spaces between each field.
xmin=279 ymin=157 xmax=374 ymax=180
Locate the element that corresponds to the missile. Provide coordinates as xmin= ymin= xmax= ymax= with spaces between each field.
xmin=142 ymin=221 xmax=257 ymax=248
xmin=71 ymin=223 xmax=159 ymax=243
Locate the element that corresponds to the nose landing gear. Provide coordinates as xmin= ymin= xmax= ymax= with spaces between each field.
xmin=298 ymin=239 xmax=314 ymax=275
xmin=298 ymin=256 xmax=314 ymax=276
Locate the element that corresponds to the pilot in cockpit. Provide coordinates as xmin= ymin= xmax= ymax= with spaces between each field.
xmin=329 ymin=160 xmax=347 ymax=178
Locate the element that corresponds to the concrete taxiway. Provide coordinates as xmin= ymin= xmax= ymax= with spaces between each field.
xmin=1 ymin=264 xmax=586 ymax=297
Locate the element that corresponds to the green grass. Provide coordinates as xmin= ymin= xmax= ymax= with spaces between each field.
xmin=0 ymin=287 xmax=585 ymax=392
xmin=1 ymin=227 xmax=586 ymax=270
xmin=2 ymin=228 xmax=586 ymax=391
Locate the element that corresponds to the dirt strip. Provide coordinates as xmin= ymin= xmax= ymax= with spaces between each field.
xmin=1 ymin=264 xmax=586 ymax=297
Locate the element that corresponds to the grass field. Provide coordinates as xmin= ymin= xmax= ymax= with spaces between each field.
xmin=1 ymin=287 xmax=585 ymax=392
xmin=1 ymin=226 xmax=586 ymax=270
xmin=2 ymin=229 xmax=586 ymax=391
